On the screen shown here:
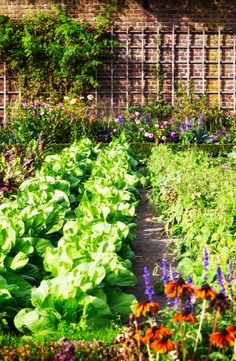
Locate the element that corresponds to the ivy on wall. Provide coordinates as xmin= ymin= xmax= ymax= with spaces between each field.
xmin=0 ymin=5 xmax=116 ymax=100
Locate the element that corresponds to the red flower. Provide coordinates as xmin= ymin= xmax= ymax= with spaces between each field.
xmin=151 ymin=339 xmax=176 ymax=354
xmin=134 ymin=301 xmax=159 ymax=317
xmin=142 ymin=326 xmax=174 ymax=344
xmin=210 ymin=328 xmax=235 ymax=348
xmin=164 ymin=278 xmax=194 ymax=298
xmin=195 ymin=284 xmax=217 ymax=300
xmin=173 ymin=312 xmax=196 ymax=323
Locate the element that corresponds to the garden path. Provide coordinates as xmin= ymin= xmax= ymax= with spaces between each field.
xmin=126 ymin=189 xmax=176 ymax=304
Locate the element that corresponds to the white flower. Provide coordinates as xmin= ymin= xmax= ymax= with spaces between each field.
xmin=135 ymin=111 xmax=140 ymax=116
xmin=69 ymin=98 xmax=77 ymax=105
xmin=64 ymin=96 xmax=69 ymax=101
xmin=79 ymin=96 xmax=85 ymax=100
xmin=87 ymin=94 xmax=94 ymax=101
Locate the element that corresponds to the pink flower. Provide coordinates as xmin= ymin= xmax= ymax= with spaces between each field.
xmin=135 ymin=111 xmax=140 ymax=116
xmin=149 ymin=133 xmax=154 ymax=139
xmin=160 ymin=124 xmax=165 ymax=129
xmin=22 ymin=102 xmax=27 ymax=108
xmin=44 ymin=104 xmax=50 ymax=109
xmin=57 ymin=103 xmax=63 ymax=108
xmin=163 ymin=121 xmax=168 ymax=125
xmin=169 ymin=117 xmax=174 ymax=123
xmin=136 ymin=119 xmax=141 ymax=124
xmin=115 ymin=118 xmax=119 ymax=123
xmin=161 ymin=135 xmax=167 ymax=141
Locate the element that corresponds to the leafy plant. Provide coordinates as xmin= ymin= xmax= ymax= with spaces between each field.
xmin=0 ymin=6 xmax=114 ymax=100
xmin=147 ymin=145 xmax=236 ymax=283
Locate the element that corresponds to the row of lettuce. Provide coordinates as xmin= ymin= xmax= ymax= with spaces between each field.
xmin=0 ymin=136 xmax=139 ymax=334
xmin=147 ymin=145 xmax=236 ymax=282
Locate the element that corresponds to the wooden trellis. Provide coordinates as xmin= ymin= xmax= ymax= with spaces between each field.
xmin=1 ymin=24 xmax=236 ymax=122
xmin=96 ymin=23 xmax=236 ymax=113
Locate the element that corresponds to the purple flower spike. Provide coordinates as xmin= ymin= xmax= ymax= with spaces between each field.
xmin=161 ymin=259 xmax=169 ymax=285
xmin=227 ymin=259 xmax=234 ymax=298
xmin=187 ymin=274 xmax=193 ymax=284
xmin=216 ymin=265 xmax=226 ymax=295
xmin=143 ymin=266 xmax=155 ymax=301
xmin=203 ymin=248 xmax=209 ymax=282
xmin=170 ymin=266 xmax=176 ymax=281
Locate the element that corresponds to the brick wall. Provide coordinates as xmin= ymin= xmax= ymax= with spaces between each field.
xmin=0 ymin=0 xmax=236 ymax=117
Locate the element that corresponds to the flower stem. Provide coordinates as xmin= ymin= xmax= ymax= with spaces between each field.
xmin=179 ymin=298 xmax=186 ymax=361
xmin=147 ymin=344 xmax=154 ymax=361
xmin=206 ymin=308 xmax=220 ymax=361
xmin=193 ymin=298 xmax=207 ymax=358
xmin=231 ymin=339 xmax=236 ymax=361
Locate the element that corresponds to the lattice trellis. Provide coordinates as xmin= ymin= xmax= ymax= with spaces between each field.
xmin=1 ymin=23 xmax=236 ymax=123
xmin=96 ymin=23 xmax=236 ymax=113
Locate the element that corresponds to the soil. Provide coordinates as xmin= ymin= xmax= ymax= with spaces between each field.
xmin=126 ymin=188 xmax=176 ymax=304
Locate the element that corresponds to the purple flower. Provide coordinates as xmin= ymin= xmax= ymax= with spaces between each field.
xmin=216 ymin=265 xmax=226 ymax=295
xmin=30 ymin=105 xmax=35 ymax=110
xmin=187 ymin=274 xmax=193 ymax=283
xmin=57 ymin=103 xmax=63 ymax=108
xmin=161 ymin=259 xmax=169 ymax=285
xmin=227 ymin=259 xmax=234 ymax=298
xmin=203 ymin=248 xmax=209 ymax=282
xmin=170 ymin=131 xmax=177 ymax=138
xmin=170 ymin=266 xmax=176 ymax=281
xmin=129 ymin=113 xmax=135 ymax=119
xmin=34 ymin=100 xmax=40 ymax=107
xmin=115 ymin=117 xmax=119 ymax=123
xmin=44 ymin=103 xmax=50 ymax=109
xmin=49 ymin=108 xmax=54 ymax=113
xmin=143 ymin=266 xmax=155 ymax=301
xmin=71 ymin=116 xmax=77 ymax=122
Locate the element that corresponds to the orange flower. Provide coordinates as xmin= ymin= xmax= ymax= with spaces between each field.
xmin=172 ymin=312 xmax=196 ymax=323
xmin=142 ymin=328 xmax=157 ymax=344
xmin=142 ymin=326 xmax=174 ymax=344
xmin=164 ymin=278 xmax=194 ymax=298
xmin=226 ymin=325 xmax=236 ymax=336
xmin=195 ymin=284 xmax=217 ymax=300
xmin=210 ymin=329 xmax=235 ymax=348
xmin=151 ymin=339 xmax=176 ymax=354
xmin=134 ymin=301 xmax=159 ymax=317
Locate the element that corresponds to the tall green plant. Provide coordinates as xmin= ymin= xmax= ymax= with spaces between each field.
xmin=0 ymin=5 xmax=114 ymax=100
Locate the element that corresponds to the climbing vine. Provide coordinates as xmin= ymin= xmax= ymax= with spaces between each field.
xmin=0 ymin=5 xmax=116 ymax=100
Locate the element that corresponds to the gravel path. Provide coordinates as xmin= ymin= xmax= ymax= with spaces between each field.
xmin=126 ymin=189 xmax=176 ymax=304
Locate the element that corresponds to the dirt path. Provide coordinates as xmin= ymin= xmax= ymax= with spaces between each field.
xmin=127 ymin=189 xmax=175 ymax=304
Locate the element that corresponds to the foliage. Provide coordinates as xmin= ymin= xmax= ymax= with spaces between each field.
xmin=115 ymin=255 xmax=236 ymax=361
xmin=147 ymin=145 xmax=236 ymax=283
xmin=0 ymin=140 xmax=45 ymax=202
xmin=7 ymin=96 xmax=99 ymax=147
xmin=0 ymin=136 xmax=140 ymax=333
xmin=112 ymin=86 xmax=236 ymax=144
xmin=0 ymin=6 xmax=114 ymax=100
